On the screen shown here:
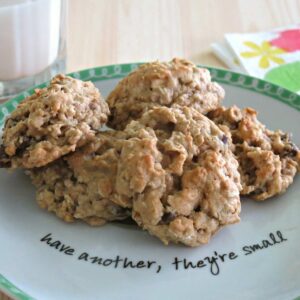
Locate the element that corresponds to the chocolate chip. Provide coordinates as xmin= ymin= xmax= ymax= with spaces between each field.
xmin=56 ymin=196 xmax=65 ymax=203
xmin=192 ymin=155 xmax=198 ymax=163
xmin=232 ymin=135 xmax=243 ymax=144
xmin=221 ymin=134 xmax=228 ymax=144
xmin=289 ymin=148 xmax=299 ymax=157
xmin=166 ymin=122 xmax=176 ymax=132
xmin=70 ymin=174 xmax=77 ymax=183
xmin=248 ymin=188 xmax=264 ymax=197
xmin=282 ymin=144 xmax=299 ymax=158
xmin=249 ymin=141 xmax=260 ymax=147
xmin=229 ymin=122 xmax=239 ymax=130
xmin=0 ymin=145 xmax=11 ymax=168
xmin=280 ymin=133 xmax=289 ymax=142
xmin=173 ymin=175 xmax=182 ymax=190
xmin=194 ymin=205 xmax=201 ymax=212
xmin=89 ymin=102 xmax=97 ymax=110
xmin=16 ymin=137 xmax=32 ymax=156
xmin=160 ymin=212 xmax=176 ymax=225
xmin=0 ymin=145 xmax=6 ymax=157
xmin=154 ymin=122 xmax=176 ymax=134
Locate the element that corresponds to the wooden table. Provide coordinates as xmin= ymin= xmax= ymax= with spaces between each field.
xmin=1 ymin=0 xmax=299 ymax=299
xmin=66 ymin=0 xmax=300 ymax=73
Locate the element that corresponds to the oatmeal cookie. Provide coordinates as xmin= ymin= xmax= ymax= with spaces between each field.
xmin=208 ymin=106 xmax=300 ymax=200
xmin=107 ymin=58 xmax=224 ymax=130
xmin=0 ymin=74 xmax=109 ymax=169
xmin=28 ymin=131 xmax=130 ymax=226
xmin=115 ymin=106 xmax=241 ymax=247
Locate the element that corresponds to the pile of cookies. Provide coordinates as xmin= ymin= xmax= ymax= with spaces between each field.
xmin=0 ymin=58 xmax=299 ymax=247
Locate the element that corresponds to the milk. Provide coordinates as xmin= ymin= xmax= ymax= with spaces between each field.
xmin=0 ymin=0 xmax=61 ymax=81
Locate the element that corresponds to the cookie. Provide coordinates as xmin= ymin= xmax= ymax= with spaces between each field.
xmin=0 ymin=74 xmax=109 ymax=169
xmin=28 ymin=131 xmax=130 ymax=226
xmin=107 ymin=58 xmax=224 ymax=130
xmin=115 ymin=106 xmax=241 ymax=246
xmin=208 ymin=106 xmax=300 ymax=200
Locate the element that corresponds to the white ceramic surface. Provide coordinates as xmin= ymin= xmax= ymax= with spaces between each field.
xmin=0 ymin=65 xmax=299 ymax=300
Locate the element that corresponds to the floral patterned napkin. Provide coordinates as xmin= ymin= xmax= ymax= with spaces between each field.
xmin=211 ymin=25 xmax=300 ymax=94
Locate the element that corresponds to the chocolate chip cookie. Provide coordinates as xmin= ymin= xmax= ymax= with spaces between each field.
xmin=115 ymin=106 xmax=241 ymax=246
xmin=28 ymin=131 xmax=130 ymax=226
xmin=107 ymin=58 xmax=224 ymax=130
xmin=0 ymin=74 xmax=109 ymax=169
xmin=208 ymin=106 xmax=300 ymax=200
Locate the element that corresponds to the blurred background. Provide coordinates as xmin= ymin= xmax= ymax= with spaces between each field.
xmin=67 ymin=0 xmax=300 ymax=72
xmin=0 ymin=0 xmax=299 ymax=101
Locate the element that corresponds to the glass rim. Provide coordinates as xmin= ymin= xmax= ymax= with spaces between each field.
xmin=0 ymin=0 xmax=62 ymax=9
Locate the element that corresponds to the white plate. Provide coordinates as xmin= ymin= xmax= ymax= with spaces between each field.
xmin=0 ymin=64 xmax=299 ymax=300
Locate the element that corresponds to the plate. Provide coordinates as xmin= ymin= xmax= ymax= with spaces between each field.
xmin=0 ymin=64 xmax=299 ymax=300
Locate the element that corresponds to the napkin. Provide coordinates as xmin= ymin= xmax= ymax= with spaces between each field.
xmin=211 ymin=25 xmax=300 ymax=94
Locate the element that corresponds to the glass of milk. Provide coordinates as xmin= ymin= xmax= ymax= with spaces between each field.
xmin=0 ymin=0 xmax=67 ymax=101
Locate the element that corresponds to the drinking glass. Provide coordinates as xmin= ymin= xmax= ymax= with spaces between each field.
xmin=0 ymin=0 xmax=67 ymax=102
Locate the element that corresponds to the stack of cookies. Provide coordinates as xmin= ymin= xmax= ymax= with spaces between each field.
xmin=0 ymin=59 xmax=299 ymax=247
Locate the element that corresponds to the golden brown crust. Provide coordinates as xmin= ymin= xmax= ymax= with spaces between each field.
xmin=28 ymin=132 xmax=130 ymax=225
xmin=114 ymin=106 xmax=241 ymax=246
xmin=208 ymin=106 xmax=300 ymax=200
xmin=107 ymin=58 xmax=224 ymax=130
xmin=30 ymin=106 xmax=241 ymax=246
xmin=1 ymin=74 xmax=110 ymax=169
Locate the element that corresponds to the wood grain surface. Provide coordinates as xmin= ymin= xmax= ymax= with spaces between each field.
xmin=1 ymin=0 xmax=299 ymax=299
xmin=67 ymin=0 xmax=300 ymax=72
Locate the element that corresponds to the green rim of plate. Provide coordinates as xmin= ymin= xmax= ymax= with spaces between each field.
xmin=0 ymin=63 xmax=300 ymax=126
xmin=0 ymin=63 xmax=299 ymax=300
xmin=0 ymin=275 xmax=34 ymax=300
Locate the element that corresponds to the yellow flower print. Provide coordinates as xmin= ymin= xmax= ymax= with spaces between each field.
xmin=240 ymin=41 xmax=286 ymax=69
